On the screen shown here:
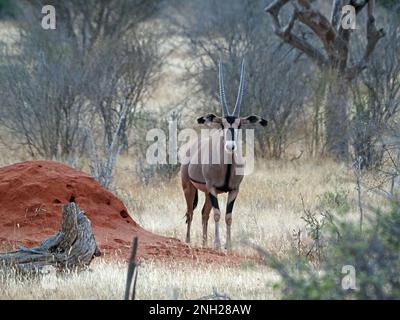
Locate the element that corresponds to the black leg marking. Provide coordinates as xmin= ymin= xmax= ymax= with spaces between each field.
xmin=226 ymin=198 xmax=236 ymax=214
xmin=209 ymin=193 xmax=219 ymax=210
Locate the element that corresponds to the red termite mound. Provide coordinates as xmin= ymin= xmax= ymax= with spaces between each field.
xmin=0 ymin=160 xmax=239 ymax=263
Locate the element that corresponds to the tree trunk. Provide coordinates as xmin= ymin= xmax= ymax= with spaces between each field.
xmin=265 ymin=0 xmax=384 ymax=162
xmin=0 ymin=202 xmax=101 ymax=273
xmin=325 ymin=76 xmax=350 ymax=161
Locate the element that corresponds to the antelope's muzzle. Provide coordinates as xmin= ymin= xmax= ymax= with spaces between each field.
xmin=225 ymin=128 xmax=237 ymax=152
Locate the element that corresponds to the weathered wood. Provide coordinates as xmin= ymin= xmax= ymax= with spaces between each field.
xmin=0 ymin=202 xmax=101 ymax=273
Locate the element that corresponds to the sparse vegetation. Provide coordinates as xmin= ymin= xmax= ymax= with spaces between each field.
xmin=259 ymin=194 xmax=400 ymax=299
xmin=0 ymin=0 xmax=400 ymax=300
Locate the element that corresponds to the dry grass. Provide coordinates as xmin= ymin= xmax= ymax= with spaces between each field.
xmin=0 ymin=14 xmax=393 ymax=300
xmin=115 ymin=156 xmax=368 ymax=257
xmin=0 ymin=259 xmax=279 ymax=300
xmin=0 ymin=21 xmax=18 ymax=45
xmin=0 ymin=153 xmax=386 ymax=300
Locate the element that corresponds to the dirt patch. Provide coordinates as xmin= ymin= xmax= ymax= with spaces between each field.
xmin=0 ymin=160 xmax=244 ymax=264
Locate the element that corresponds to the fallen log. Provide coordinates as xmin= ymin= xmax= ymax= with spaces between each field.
xmin=0 ymin=202 xmax=101 ymax=273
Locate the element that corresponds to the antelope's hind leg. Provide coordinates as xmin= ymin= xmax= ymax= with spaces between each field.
xmin=201 ymin=193 xmax=212 ymax=247
xmin=183 ymin=182 xmax=198 ymax=244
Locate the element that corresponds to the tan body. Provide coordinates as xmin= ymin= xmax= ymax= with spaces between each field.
xmin=180 ymin=59 xmax=267 ymax=250
xmin=181 ymin=128 xmax=244 ymax=250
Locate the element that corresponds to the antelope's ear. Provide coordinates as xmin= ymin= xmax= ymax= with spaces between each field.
xmin=197 ymin=114 xmax=222 ymax=124
xmin=241 ymin=115 xmax=268 ymax=126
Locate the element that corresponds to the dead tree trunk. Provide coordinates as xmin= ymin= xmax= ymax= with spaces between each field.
xmin=325 ymin=75 xmax=350 ymax=161
xmin=0 ymin=202 xmax=101 ymax=273
xmin=265 ymin=0 xmax=385 ymax=161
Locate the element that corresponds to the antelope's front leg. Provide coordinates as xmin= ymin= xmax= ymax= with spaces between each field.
xmin=225 ymin=189 xmax=238 ymax=251
xmin=208 ymin=187 xmax=221 ymax=250
xmin=202 ymin=193 xmax=212 ymax=247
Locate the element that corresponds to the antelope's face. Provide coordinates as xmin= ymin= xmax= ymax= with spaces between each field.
xmin=197 ymin=58 xmax=268 ymax=153
xmin=197 ymin=114 xmax=268 ymax=153
xmin=222 ymin=116 xmax=240 ymax=152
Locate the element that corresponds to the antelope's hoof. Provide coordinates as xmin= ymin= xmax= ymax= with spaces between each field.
xmin=214 ymin=241 xmax=221 ymax=250
xmin=225 ymin=244 xmax=232 ymax=252
xmin=186 ymin=237 xmax=191 ymax=244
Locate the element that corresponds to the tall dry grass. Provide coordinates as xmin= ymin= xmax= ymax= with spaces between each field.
xmin=115 ymin=156 xmax=375 ymax=257
xmin=0 ymin=15 xmax=393 ymax=300
xmin=0 ymin=259 xmax=280 ymax=300
xmin=0 ymin=140 xmax=387 ymax=300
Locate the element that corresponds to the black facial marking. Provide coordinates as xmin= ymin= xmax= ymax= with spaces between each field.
xmin=228 ymin=128 xmax=235 ymax=141
xmin=226 ymin=198 xmax=236 ymax=214
xmin=260 ymin=118 xmax=268 ymax=127
xmin=209 ymin=193 xmax=219 ymax=210
xmin=225 ymin=116 xmax=236 ymax=124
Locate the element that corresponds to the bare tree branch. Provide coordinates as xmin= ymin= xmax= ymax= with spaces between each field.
xmin=331 ymin=0 xmax=345 ymax=30
xmin=294 ymin=3 xmax=338 ymax=60
xmin=265 ymin=0 xmax=328 ymax=67
xmin=346 ymin=0 xmax=385 ymax=79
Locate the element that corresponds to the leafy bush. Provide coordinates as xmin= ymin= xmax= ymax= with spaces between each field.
xmin=378 ymin=0 xmax=400 ymax=10
xmin=0 ymin=0 xmax=16 ymax=18
xmin=262 ymin=196 xmax=400 ymax=299
xmin=319 ymin=189 xmax=351 ymax=216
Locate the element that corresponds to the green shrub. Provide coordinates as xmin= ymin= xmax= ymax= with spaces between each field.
xmin=262 ymin=197 xmax=400 ymax=299
xmin=0 ymin=0 xmax=17 ymax=18
xmin=319 ymin=189 xmax=351 ymax=216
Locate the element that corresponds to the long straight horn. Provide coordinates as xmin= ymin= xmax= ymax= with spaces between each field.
xmin=219 ymin=61 xmax=230 ymax=116
xmin=233 ymin=59 xmax=245 ymax=117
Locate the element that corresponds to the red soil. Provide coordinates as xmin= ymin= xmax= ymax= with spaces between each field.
xmin=0 ymin=160 xmax=242 ymax=264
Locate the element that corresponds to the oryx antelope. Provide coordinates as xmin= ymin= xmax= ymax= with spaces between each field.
xmin=181 ymin=60 xmax=267 ymax=250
